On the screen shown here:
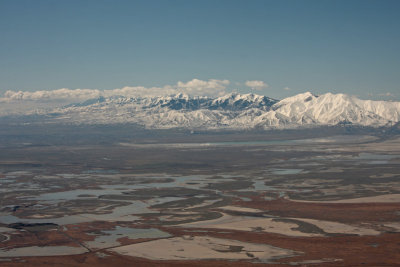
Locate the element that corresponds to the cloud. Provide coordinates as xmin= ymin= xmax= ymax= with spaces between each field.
xmin=0 ymin=79 xmax=230 ymax=103
xmin=2 ymin=88 xmax=101 ymax=102
xmin=377 ymin=92 xmax=394 ymax=97
xmin=245 ymin=80 xmax=268 ymax=90
xmin=367 ymin=92 xmax=397 ymax=100
xmin=284 ymin=87 xmax=291 ymax=91
xmin=177 ymin=79 xmax=229 ymax=96
xmin=102 ymin=86 xmax=177 ymax=98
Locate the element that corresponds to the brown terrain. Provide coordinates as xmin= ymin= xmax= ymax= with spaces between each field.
xmin=0 ymin=127 xmax=399 ymax=266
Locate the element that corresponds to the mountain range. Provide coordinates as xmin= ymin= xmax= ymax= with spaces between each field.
xmin=7 ymin=92 xmax=400 ymax=130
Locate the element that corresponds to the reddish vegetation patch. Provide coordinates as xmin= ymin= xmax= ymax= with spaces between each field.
xmin=234 ymin=197 xmax=400 ymax=223
xmin=2 ymin=197 xmax=400 ymax=266
xmin=2 ymin=228 xmax=400 ymax=267
xmin=1 ymin=230 xmax=81 ymax=249
xmin=116 ymin=237 xmax=158 ymax=246
xmin=64 ymin=221 xmax=120 ymax=242
xmin=63 ymin=221 xmax=162 ymax=245
xmin=0 ymin=221 xmax=158 ymax=252
xmin=162 ymin=227 xmax=400 ymax=266
xmin=0 ymin=252 xmax=283 ymax=267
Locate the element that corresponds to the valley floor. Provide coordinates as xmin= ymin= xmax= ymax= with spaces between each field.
xmin=0 ymin=130 xmax=399 ymax=266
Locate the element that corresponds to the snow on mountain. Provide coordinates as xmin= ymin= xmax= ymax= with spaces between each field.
xmin=209 ymin=93 xmax=277 ymax=111
xmin=273 ymin=92 xmax=400 ymax=127
xmin=6 ymin=92 xmax=400 ymax=130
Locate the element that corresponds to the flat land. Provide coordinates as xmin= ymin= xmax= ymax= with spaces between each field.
xmin=0 ymin=124 xmax=399 ymax=266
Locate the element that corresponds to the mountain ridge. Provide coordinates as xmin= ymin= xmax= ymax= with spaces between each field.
xmin=4 ymin=92 xmax=400 ymax=130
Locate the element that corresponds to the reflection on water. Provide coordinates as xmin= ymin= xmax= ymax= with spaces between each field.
xmin=271 ymin=169 xmax=303 ymax=175
xmin=0 ymin=201 xmax=147 ymax=225
xmin=0 ymin=171 xmax=306 ymax=226
xmin=252 ymin=180 xmax=277 ymax=191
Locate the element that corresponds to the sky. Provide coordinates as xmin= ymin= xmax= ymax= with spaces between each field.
xmin=1 ymin=0 xmax=400 ymax=101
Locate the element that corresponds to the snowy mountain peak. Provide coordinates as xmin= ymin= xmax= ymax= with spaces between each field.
xmin=276 ymin=91 xmax=316 ymax=104
xmin=5 ymin=92 xmax=400 ymax=130
xmin=210 ymin=93 xmax=278 ymax=111
xmin=169 ymin=92 xmax=191 ymax=99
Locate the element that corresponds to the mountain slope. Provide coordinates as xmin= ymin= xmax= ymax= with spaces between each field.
xmin=16 ymin=92 xmax=400 ymax=129
xmin=272 ymin=92 xmax=400 ymax=127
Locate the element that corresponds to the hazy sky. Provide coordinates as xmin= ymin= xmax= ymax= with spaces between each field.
xmin=1 ymin=0 xmax=399 ymax=100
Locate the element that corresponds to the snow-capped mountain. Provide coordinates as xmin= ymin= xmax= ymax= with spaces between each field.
xmin=10 ymin=92 xmax=400 ymax=129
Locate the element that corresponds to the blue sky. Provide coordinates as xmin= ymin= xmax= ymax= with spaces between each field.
xmin=1 ymin=0 xmax=399 ymax=100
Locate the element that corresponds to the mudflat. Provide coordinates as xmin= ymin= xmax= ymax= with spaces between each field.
xmin=0 ymin=126 xmax=399 ymax=266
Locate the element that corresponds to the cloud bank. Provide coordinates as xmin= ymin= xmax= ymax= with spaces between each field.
xmin=0 ymin=79 xmax=230 ymax=103
xmin=245 ymin=80 xmax=268 ymax=90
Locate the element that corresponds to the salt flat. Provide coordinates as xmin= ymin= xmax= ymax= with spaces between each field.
xmin=110 ymin=235 xmax=296 ymax=261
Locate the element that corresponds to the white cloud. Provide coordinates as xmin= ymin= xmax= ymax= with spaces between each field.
xmin=245 ymin=80 xmax=268 ymax=90
xmin=102 ymin=86 xmax=177 ymax=98
xmin=0 ymin=79 xmax=230 ymax=103
xmin=378 ymin=92 xmax=394 ymax=97
xmin=2 ymin=88 xmax=101 ymax=102
xmin=177 ymin=79 xmax=229 ymax=96
xmin=284 ymin=87 xmax=291 ymax=91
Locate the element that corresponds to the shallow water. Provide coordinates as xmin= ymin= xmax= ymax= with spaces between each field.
xmin=252 ymin=180 xmax=277 ymax=191
xmin=355 ymin=153 xmax=400 ymax=164
xmin=85 ymin=226 xmax=170 ymax=249
xmin=271 ymin=169 xmax=303 ymax=175
xmin=0 ymin=201 xmax=147 ymax=225
xmin=209 ymin=139 xmax=302 ymax=146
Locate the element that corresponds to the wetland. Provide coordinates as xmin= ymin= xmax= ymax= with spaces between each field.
xmin=0 ymin=124 xmax=399 ymax=266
